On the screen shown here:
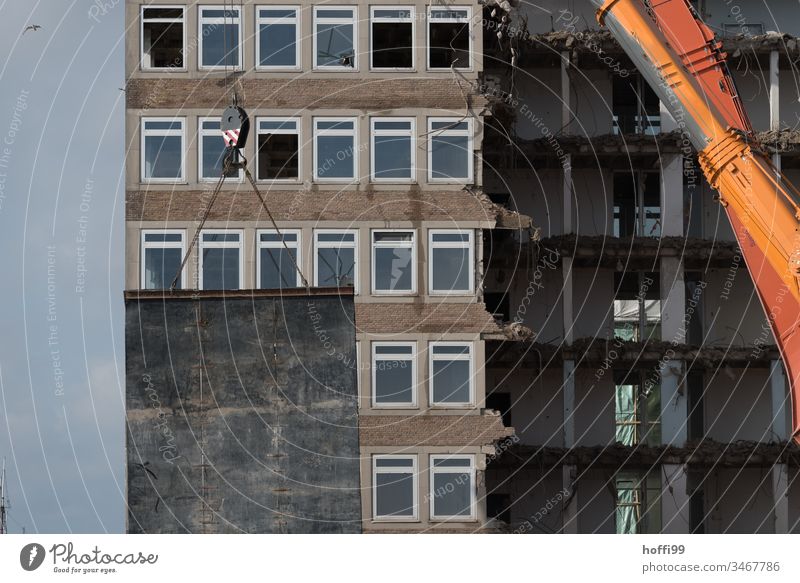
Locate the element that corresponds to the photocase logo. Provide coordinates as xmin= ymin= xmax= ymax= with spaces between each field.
xmin=20 ymin=543 xmax=46 ymax=571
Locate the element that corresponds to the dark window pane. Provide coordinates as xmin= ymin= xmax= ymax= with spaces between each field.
xmin=375 ymin=473 xmax=414 ymax=516
xmin=433 ymin=473 xmax=471 ymax=516
xmin=202 ymin=135 xmax=237 ymax=178
xmin=432 ymin=247 xmax=470 ymax=291
xmin=374 ymin=135 xmax=411 ymax=179
xmin=142 ymin=20 xmax=184 ymax=68
xmin=432 ymin=360 xmax=470 ymax=403
xmin=431 ymin=135 xmax=469 ymax=179
xmin=316 ymin=23 xmax=354 ymax=67
xmin=144 ymin=135 xmax=182 ymax=179
xmin=258 ymin=133 xmax=299 ymax=179
xmin=202 ymin=23 xmax=239 ymax=67
xmin=260 ymin=248 xmax=298 ymax=288
xmin=317 ymin=247 xmax=355 ymax=287
xmin=316 ymin=135 xmax=355 ymax=178
xmin=143 ymin=8 xmax=183 ymax=19
xmin=429 ymin=22 xmax=470 ymax=68
xmin=374 ymin=247 xmax=412 ymax=291
xmin=144 ymin=248 xmax=182 ymax=289
xmin=372 ymin=22 xmax=412 ymax=68
xmin=374 ymin=361 xmax=413 ymax=404
xmin=259 ymin=22 xmax=297 ymax=67
xmin=202 ymin=248 xmax=240 ymax=290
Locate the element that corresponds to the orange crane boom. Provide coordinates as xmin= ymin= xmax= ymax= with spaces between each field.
xmin=592 ymin=0 xmax=800 ymax=443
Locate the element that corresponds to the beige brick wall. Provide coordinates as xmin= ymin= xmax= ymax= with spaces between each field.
xmin=360 ymin=413 xmax=512 ymax=446
xmin=126 ymin=78 xmax=487 ymax=110
xmin=126 ymin=189 xmax=506 ymax=223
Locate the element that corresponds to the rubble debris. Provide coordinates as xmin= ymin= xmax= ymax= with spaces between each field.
xmin=491 ymin=439 xmax=800 ymax=469
xmin=485 ymin=337 xmax=780 ymax=369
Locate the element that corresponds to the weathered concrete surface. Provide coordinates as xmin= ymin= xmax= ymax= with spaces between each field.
xmin=125 ymin=289 xmax=361 ymax=533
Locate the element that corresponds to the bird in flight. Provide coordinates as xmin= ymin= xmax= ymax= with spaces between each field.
xmin=23 ymin=25 xmax=42 ymax=34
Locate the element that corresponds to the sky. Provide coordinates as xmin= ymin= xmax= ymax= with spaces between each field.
xmin=0 ymin=0 xmax=126 ymax=533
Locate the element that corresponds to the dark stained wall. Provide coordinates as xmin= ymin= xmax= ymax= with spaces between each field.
xmin=125 ymin=290 xmax=360 ymax=533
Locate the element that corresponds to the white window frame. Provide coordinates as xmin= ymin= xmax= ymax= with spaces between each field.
xmin=198 ymin=229 xmax=244 ymax=290
xmin=313 ymin=117 xmax=358 ymax=182
xmin=370 ymin=117 xmax=415 ymax=183
xmin=371 ymin=341 xmax=417 ymax=408
xmin=428 ymin=229 xmax=474 ymax=295
xmin=255 ymin=5 xmax=301 ymax=71
xmin=140 ymin=229 xmax=186 ymax=289
xmin=198 ymin=117 xmax=243 ymax=183
xmin=313 ymin=6 xmax=358 ymax=71
xmin=256 ymin=229 xmax=303 ymax=289
xmin=371 ymin=229 xmax=417 ymax=295
xmin=140 ymin=5 xmax=187 ymax=71
xmin=369 ymin=6 xmax=415 ymax=71
xmin=429 ymin=342 xmax=474 ymax=407
xmin=140 ymin=117 xmax=185 ymax=183
xmin=426 ymin=6 xmax=473 ymax=71
xmin=198 ymin=5 xmax=243 ymax=71
xmin=429 ymin=454 xmax=476 ymax=521
xmin=313 ymin=229 xmax=359 ymax=293
xmin=372 ymin=455 xmax=418 ymax=522
xmin=255 ymin=117 xmax=301 ymax=182
xmin=427 ymin=117 xmax=474 ymax=183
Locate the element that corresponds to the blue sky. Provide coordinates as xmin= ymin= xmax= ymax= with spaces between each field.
xmin=0 ymin=0 xmax=126 ymax=533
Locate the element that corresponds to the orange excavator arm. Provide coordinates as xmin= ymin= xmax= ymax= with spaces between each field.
xmin=591 ymin=0 xmax=800 ymax=443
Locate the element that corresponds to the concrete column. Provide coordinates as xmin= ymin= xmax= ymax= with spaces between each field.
xmin=563 ymin=257 xmax=574 ymax=344
xmin=660 ymin=257 xmax=685 ymax=343
xmin=563 ymin=359 xmax=576 ymax=447
xmin=561 ymin=51 xmax=571 ymax=135
xmin=661 ymin=464 xmax=690 ymax=534
xmin=770 ymin=359 xmax=788 ymax=441
xmin=769 ymin=51 xmax=782 ymax=178
xmin=772 ymin=464 xmax=790 ymax=534
xmin=770 ymin=50 xmax=780 ymax=132
xmin=661 ymin=154 xmax=683 ymax=237
xmin=660 ymin=99 xmax=677 ymax=133
xmin=563 ymin=155 xmax=573 ymax=234
xmin=660 ymin=360 xmax=687 ymax=446
xmin=561 ymin=464 xmax=579 ymax=533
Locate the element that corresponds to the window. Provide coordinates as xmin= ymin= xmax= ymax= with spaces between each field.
xmin=314 ymin=7 xmax=357 ymax=69
xmin=373 ymin=455 xmax=417 ymax=520
xmin=141 ymin=6 xmax=185 ymax=69
xmin=429 ymin=230 xmax=473 ymax=294
xmin=314 ymin=230 xmax=358 ymax=291
xmin=371 ymin=230 xmax=415 ymax=294
xmin=371 ymin=342 xmax=416 ymax=407
xmin=257 ymin=230 xmax=302 ymax=289
xmin=428 ymin=118 xmax=473 ymax=182
xmin=314 ymin=118 xmax=357 ymax=181
xmin=199 ymin=230 xmax=242 ymax=290
xmin=199 ymin=6 xmax=241 ymax=70
xmin=256 ymin=6 xmax=300 ymax=69
xmin=430 ymin=455 xmax=475 ymax=520
xmin=429 ymin=342 xmax=473 ymax=406
xmin=141 ymin=230 xmax=185 ymax=289
xmin=141 ymin=118 xmax=184 ymax=182
xmin=370 ymin=7 xmax=414 ymax=69
xmin=614 ymin=370 xmax=661 ymax=446
xmin=614 ymin=272 xmax=661 ymax=341
xmin=615 ymin=470 xmax=661 ymax=534
xmin=612 ymin=75 xmax=660 ymax=135
xmin=370 ymin=118 xmax=414 ymax=181
xmin=428 ymin=7 xmax=471 ymax=70
xmin=199 ymin=118 xmax=241 ymax=181
xmin=613 ymin=172 xmax=661 ymax=237
xmin=257 ymin=118 xmax=300 ymax=181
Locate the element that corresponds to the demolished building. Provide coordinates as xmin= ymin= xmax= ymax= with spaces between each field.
xmin=125 ymin=0 xmax=800 ymax=533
